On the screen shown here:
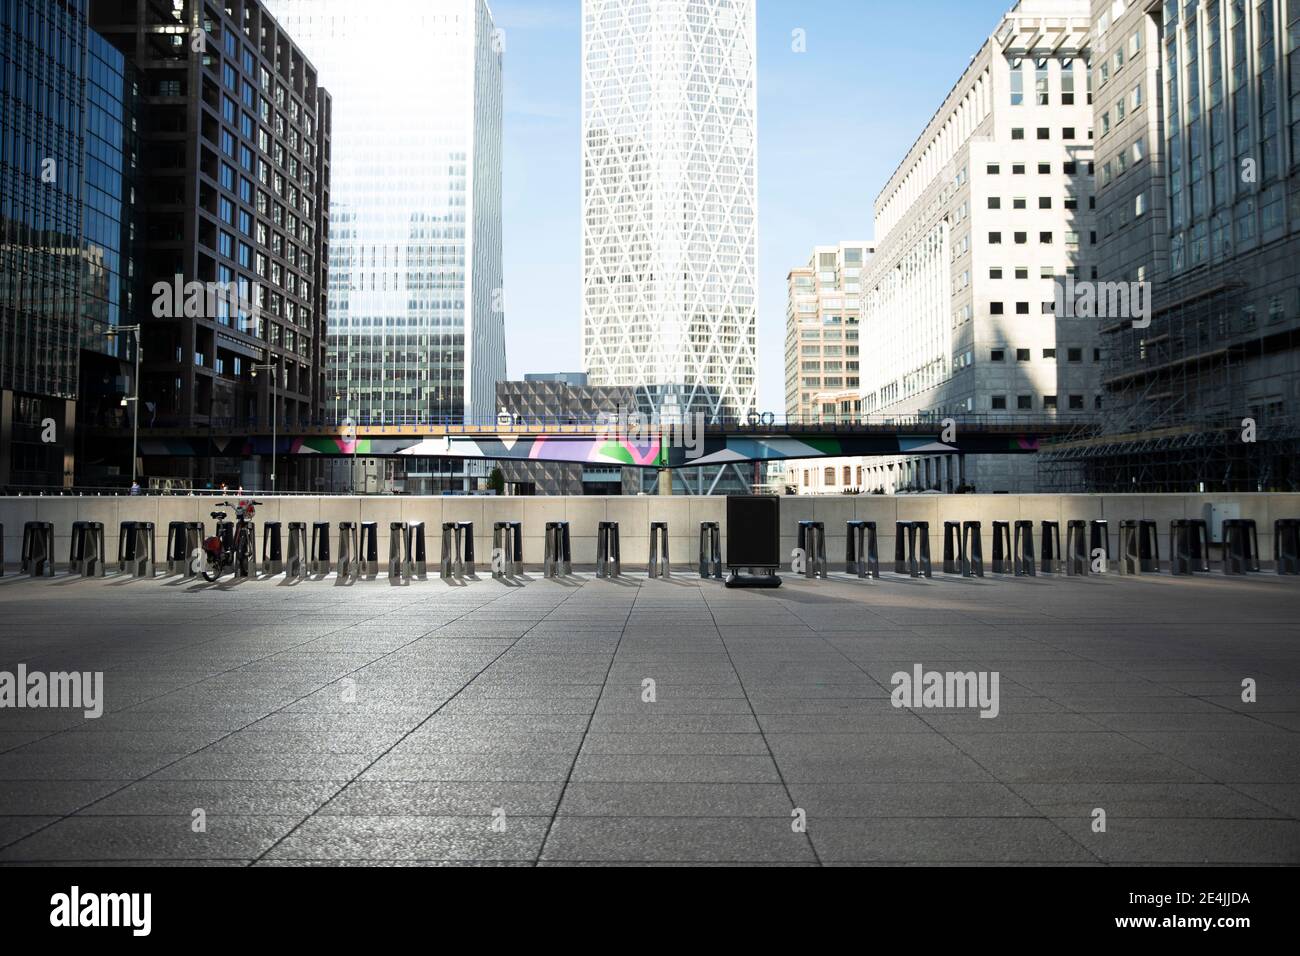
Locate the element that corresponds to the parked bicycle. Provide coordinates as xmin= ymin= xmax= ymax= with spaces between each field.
xmin=196 ymin=500 xmax=262 ymax=582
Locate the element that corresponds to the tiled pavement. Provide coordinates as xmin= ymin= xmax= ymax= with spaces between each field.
xmin=0 ymin=567 xmax=1297 ymax=866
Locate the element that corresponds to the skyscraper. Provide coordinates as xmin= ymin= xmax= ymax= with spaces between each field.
xmin=582 ymin=0 xmax=757 ymax=425
xmin=267 ymin=0 xmax=506 ymax=433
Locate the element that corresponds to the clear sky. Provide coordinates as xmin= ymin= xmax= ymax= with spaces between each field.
xmin=494 ymin=0 xmax=1015 ymax=412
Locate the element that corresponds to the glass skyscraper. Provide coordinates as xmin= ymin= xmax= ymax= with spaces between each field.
xmin=582 ymin=0 xmax=758 ymax=425
xmin=267 ymin=0 xmax=506 ymax=427
xmin=0 ymin=0 xmax=133 ymax=488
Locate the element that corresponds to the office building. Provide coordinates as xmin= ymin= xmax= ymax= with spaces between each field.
xmin=0 ymin=0 xmax=135 ymax=489
xmin=1041 ymin=0 xmax=1300 ymax=491
xmin=784 ymin=242 xmax=873 ymax=423
xmin=91 ymin=0 xmax=332 ymax=490
xmin=582 ymin=0 xmax=758 ymax=425
xmin=268 ymin=0 xmax=505 ymax=425
xmin=857 ymin=0 xmax=1100 ymax=494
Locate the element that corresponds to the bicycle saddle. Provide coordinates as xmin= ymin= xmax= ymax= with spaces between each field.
xmin=211 ymin=511 xmax=227 ymax=520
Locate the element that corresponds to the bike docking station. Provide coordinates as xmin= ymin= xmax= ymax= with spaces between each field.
xmin=724 ymin=495 xmax=783 ymax=589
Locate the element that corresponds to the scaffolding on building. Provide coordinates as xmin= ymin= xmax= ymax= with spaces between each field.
xmin=1038 ymin=258 xmax=1300 ymax=492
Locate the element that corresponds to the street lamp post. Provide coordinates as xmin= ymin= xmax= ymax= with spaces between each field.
xmin=252 ymin=357 xmax=278 ymax=493
xmin=107 ymin=325 xmax=142 ymax=486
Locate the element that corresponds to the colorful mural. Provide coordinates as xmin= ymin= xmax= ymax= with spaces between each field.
xmin=139 ymin=429 xmax=1048 ymax=468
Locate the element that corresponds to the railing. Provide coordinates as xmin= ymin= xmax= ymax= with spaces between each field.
xmin=92 ymin=412 xmax=1082 ymax=433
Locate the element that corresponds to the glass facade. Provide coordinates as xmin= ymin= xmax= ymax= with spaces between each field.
xmin=1164 ymin=0 xmax=1300 ymax=274
xmin=267 ymin=0 xmax=506 ymax=426
xmin=81 ymin=29 xmax=129 ymax=356
xmin=0 ymin=0 xmax=87 ymax=402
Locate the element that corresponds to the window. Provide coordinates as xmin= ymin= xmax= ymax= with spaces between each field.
xmin=1012 ymin=163 xmax=1026 ymax=175
xmin=992 ymin=395 xmax=1008 ymax=410
xmin=1040 ymin=231 xmax=1054 ymax=244
xmin=988 ymin=197 xmax=1002 ymax=209
xmin=1063 ymin=127 xmax=1076 ymax=140
xmin=1069 ymin=395 xmax=1086 ymax=410
xmin=990 ymin=301 xmax=1005 ymax=314
xmin=989 ymin=232 xmax=1003 ymax=244
xmin=1016 ymin=349 xmax=1031 ymax=362
xmin=990 ymin=349 xmax=1006 ymax=361
xmin=1132 ymin=137 xmax=1145 ymax=162
xmin=1135 ymin=192 xmax=1147 ymax=216
xmin=1011 ymin=127 xmax=1025 ymax=140
xmin=1016 ymin=302 xmax=1030 ymax=315
xmin=1039 ymin=196 xmax=1052 ymax=209
xmin=1037 ymin=127 xmax=1050 ymax=140
xmin=1014 ymin=232 xmax=1028 ymax=244
xmin=824 ymin=468 xmax=835 ymax=484
xmin=1043 ymin=395 xmax=1058 ymax=410
xmin=1064 ymin=161 xmax=1078 ymax=174
xmin=987 ymin=163 xmax=1001 ymax=174
xmin=1037 ymin=162 xmax=1051 ymax=174
xmin=989 ymin=267 xmax=1003 ymax=279
xmin=1043 ymin=348 xmax=1056 ymax=359
xmin=1067 ymin=348 xmax=1083 ymax=363
xmin=1036 ymin=58 xmax=1050 ymax=105
xmin=1013 ymin=196 xmax=1027 ymax=209
xmin=1015 ymin=267 xmax=1029 ymax=279
xmin=1017 ymin=395 xmax=1034 ymax=410
xmin=1011 ymin=59 xmax=1024 ymax=105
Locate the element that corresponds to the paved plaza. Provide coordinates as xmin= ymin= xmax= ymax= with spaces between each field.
xmin=0 ymin=567 xmax=1297 ymax=866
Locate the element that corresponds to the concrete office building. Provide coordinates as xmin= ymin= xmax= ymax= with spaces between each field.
xmin=1041 ymin=0 xmax=1300 ymax=491
xmin=857 ymin=0 xmax=1101 ymax=494
xmin=495 ymin=374 xmax=638 ymax=496
xmin=268 ymin=0 xmax=505 ymax=492
xmin=581 ymin=0 xmax=758 ymax=426
xmin=784 ymin=242 xmax=874 ymax=423
xmin=90 ymin=0 xmax=332 ymax=490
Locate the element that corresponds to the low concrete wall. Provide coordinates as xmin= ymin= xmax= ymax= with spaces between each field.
xmin=1 ymin=493 xmax=1298 ymax=571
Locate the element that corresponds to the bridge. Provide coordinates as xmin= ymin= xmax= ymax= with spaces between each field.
xmin=119 ymin=417 xmax=1078 ymax=469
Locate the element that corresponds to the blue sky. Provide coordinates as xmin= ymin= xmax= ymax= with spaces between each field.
xmin=495 ymin=0 xmax=1014 ymax=411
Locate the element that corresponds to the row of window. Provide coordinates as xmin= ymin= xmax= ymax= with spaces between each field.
xmin=990 ymin=394 xmax=1097 ymax=411
xmin=988 ymin=230 xmax=1095 ymax=246
xmin=987 ymin=160 xmax=1092 ymax=175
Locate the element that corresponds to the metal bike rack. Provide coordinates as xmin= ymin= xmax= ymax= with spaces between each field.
xmin=894 ymin=521 xmax=932 ymax=578
xmin=846 ymin=520 xmax=880 ymax=579
xmin=648 ymin=521 xmax=671 ymax=578
xmin=71 ymin=521 xmax=107 ymax=578
xmin=597 ymin=521 xmax=621 ymax=579
xmin=1170 ymin=519 xmax=1211 ymax=575
xmin=359 ymin=522 xmax=379 ymax=579
xmin=1119 ymin=519 xmax=1160 ymax=575
xmin=698 ymin=522 xmax=723 ymax=579
xmin=261 ymin=522 xmax=283 ymax=575
xmin=797 ymin=520 xmax=827 ymax=579
xmin=1041 ymin=521 xmax=1062 ymax=574
xmin=493 ymin=521 xmax=522 ymax=579
xmin=1222 ymin=519 xmax=1260 ymax=575
xmin=285 ymin=522 xmax=308 ymax=578
xmin=1275 ymin=518 xmax=1300 ymax=576
xmin=337 ymin=522 xmax=360 ymax=579
xmin=962 ymin=521 xmax=984 ymax=578
xmin=1013 ymin=520 xmax=1036 ymax=577
xmin=309 ymin=521 xmax=331 ymax=576
xmin=544 ymin=521 xmax=572 ymax=578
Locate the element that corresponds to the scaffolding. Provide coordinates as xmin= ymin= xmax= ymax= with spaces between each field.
xmin=1039 ymin=257 xmax=1300 ymax=492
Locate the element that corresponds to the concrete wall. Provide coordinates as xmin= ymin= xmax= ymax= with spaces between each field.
xmin=2 ymin=493 xmax=1298 ymax=571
